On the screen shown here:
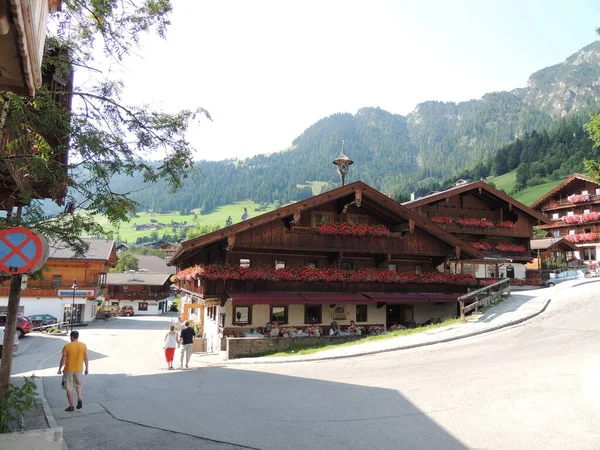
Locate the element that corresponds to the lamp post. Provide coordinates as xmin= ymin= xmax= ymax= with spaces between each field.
xmin=333 ymin=139 xmax=353 ymax=187
xmin=70 ymin=278 xmax=78 ymax=333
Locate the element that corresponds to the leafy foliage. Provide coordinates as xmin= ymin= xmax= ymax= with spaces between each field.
xmin=111 ymin=252 xmax=139 ymax=272
xmin=0 ymin=376 xmax=37 ymax=433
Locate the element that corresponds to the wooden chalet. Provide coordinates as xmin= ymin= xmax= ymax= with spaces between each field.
xmin=403 ymin=180 xmax=550 ymax=279
xmin=531 ymin=173 xmax=600 ymax=262
xmin=0 ymin=239 xmax=116 ymax=324
xmin=529 ymin=237 xmax=579 ymax=270
xmin=170 ymin=181 xmax=485 ymax=353
xmin=105 ymin=272 xmax=171 ymax=315
xmin=0 ymin=0 xmax=61 ymax=95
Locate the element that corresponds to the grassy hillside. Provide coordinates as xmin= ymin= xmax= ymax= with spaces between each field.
xmin=488 ymin=170 xmax=563 ymax=206
xmin=98 ymin=201 xmax=274 ymax=243
xmin=488 ymin=170 xmax=517 ymax=193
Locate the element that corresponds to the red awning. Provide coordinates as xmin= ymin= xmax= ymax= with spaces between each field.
xmin=363 ymin=293 xmax=429 ymax=303
xmin=299 ymin=293 xmax=370 ymax=304
xmin=228 ymin=292 xmax=305 ymax=305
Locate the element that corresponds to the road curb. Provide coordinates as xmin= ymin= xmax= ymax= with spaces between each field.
xmin=209 ymin=298 xmax=552 ymax=366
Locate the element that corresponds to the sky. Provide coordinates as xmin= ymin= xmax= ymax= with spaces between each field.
xmin=89 ymin=0 xmax=600 ymax=161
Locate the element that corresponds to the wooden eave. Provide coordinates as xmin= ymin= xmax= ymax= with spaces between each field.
xmin=403 ymin=180 xmax=550 ymax=224
xmin=530 ymin=173 xmax=600 ymax=210
xmin=170 ymin=181 xmax=485 ymax=266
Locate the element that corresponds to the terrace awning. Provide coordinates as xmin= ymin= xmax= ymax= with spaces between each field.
xmin=363 ymin=293 xmax=429 ymax=303
xmin=300 ymin=293 xmax=370 ymax=304
xmin=227 ymin=292 xmax=462 ymax=305
xmin=228 ymin=293 xmax=305 ymax=305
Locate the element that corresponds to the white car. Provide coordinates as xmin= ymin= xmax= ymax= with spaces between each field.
xmin=0 ymin=327 xmax=19 ymax=357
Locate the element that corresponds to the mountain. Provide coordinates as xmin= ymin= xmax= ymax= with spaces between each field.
xmin=97 ymin=42 xmax=600 ymax=213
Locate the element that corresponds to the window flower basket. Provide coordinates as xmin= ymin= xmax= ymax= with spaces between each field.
xmin=315 ymin=222 xmax=390 ymax=236
xmin=455 ymin=218 xmax=494 ymax=227
xmin=176 ymin=265 xmax=477 ymax=286
xmin=562 ymin=215 xmax=580 ymax=224
xmin=566 ymin=232 xmax=598 ymax=243
xmin=431 ymin=216 xmax=453 ymax=224
xmin=495 ymin=243 xmax=526 ymax=252
xmin=581 ymin=212 xmax=600 ymax=223
xmin=471 ymin=242 xmax=492 ymax=251
xmin=496 ymin=221 xmax=516 ymax=228
xmin=569 ymin=194 xmax=589 ymax=204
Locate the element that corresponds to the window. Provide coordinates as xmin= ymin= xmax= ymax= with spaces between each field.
xmin=567 ymin=211 xmax=574 ymax=216
xmin=388 ymin=263 xmax=397 ymax=271
xmin=51 ymin=275 xmax=62 ymax=287
xmin=462 ymin=264 xmax=473 ymax=275
xmin=304 ymin=305 xmax=322 ymax=324
xmin=240 ymin=259 xmax=250 ymax=268
xmin=596 ymin=188 xmax=600 ymax=195
xmin=139 ymin=302 xmax=148 ymax=311
xmin=569 ymin=230 xmax=576 ymax=235
xmin=553 ymin=230 xmax=561 ymax=238
xmin=415 ymin=264 xmax=424 ymax=274
xmin=233 ymin=305 xmax=252 ymax=325
xmin=356 ymin=305 xmax=368 ymax=322
xmin=207 ymin=306 xmax=217 ymax=321
xmin=312 ymin=212 xmax=331 ymax=227
xmin=307 ymin=260 xmax=317 ymax=269
xmin=122 ymin=286 xmax=128 ymax=292
xmin=552 ymin=213 xmax=559 ymax=220
xmin=584 ymin=209 xmax=591 ymax=214
xmin=340 ymin=262 xmax=354 ymax=270
xmin=275 ymin=260 xmax=286 ymax=270
xmin=270 ymin=306 xmax=288 ymax=324
xmin=348 ymin=215 xmax=367 ymax=225
xmin=582 ymin=190 xmax=589 ymax=195
xmin=585 ymin=228 xmax=592 ymax=233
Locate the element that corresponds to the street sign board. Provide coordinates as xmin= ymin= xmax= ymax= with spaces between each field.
xmin=0 ymin=227 xmax=49 ymax=274
xmin=57 ymin=289 xmax=96 ymax=297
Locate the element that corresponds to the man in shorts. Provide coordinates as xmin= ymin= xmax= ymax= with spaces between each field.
xmin=179 ymin=321 xmax=195 ymax=369
xmin=58 ymin=330 xmax=89 ymax=411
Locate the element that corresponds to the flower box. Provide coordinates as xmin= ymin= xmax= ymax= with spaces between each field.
xmin=566 ymin=232 xmax=598 ymax=243
xmin=495 ymin=243 xmax=526 ymax=252
xmin=496 ymin=221 xmax=516 ymax=228
xmin=455 ymin=218 xmax=494 ymax=227
xmin=431 ymin=216 xmax=453 ymax=224
xmin=569 ymin=194 xmax=590 ymax=204
xmin=315 ymin=222 xmax=390 ymax=236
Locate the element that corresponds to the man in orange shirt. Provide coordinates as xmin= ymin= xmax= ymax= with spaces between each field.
xmin=58 ymin=330 xmax=89 ymax=412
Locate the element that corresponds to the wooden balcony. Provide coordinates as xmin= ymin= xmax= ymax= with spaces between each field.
xmin=178 ymin=278 xmax=470 ymax=298
xmin=436 ymin=223 xmax=524 ymax=237
xmin=541 ymin=195 xmax=600 ymax=211
xmin=0 ymin=283 xmax=98 ymax=298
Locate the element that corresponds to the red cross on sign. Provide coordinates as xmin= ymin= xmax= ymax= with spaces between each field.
xmin=0 ymin=227 xmax=48 ymax=274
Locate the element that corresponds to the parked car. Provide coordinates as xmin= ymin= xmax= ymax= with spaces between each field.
xmin=120 ymin=306 xmax=134 ymax=317
xmin=28 ymin=314 xmax=58 ymax=327
xmin=0 ymin=315 xmax=33 ymax=338
xmin=544 ymin=269 xmax=590 ymax=287
xmin=0 ymin=327 xmax=20 ymax=356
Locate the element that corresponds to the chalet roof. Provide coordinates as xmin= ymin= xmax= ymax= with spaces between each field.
xmin=48 ymin=239 xmax=116 ymax=261
xmin=530 ymin=237 xmax=579 ymax=252
xmin=530 ymin=173 xmax=600 ymax=210
xmin=402 ymin=180 xmax=549 ymax=224
xmin=137 ymin=255 xmax=176 ymax=274
xmin=106 ymin=272 xmax=171 ymax=286
xmin=170 ymin=181 xmax=485 ymax=265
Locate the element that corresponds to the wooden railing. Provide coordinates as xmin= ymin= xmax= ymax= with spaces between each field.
xmin=105 ymin=292 xmax=170 ymax=301
xmin=437 ymin=223 xmax=523 ymax=236
xmin=0 ymin=284 xmax=99 ymax=298
xmin=542 ymin=194 xmax=600 ymax=211
xmin=458 ymin=279 xmax=511 ymax=319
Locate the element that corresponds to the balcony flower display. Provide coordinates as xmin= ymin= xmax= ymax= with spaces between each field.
xmin=566 ymin=232 xmax=598 ymax=243
xmin=568 ymin=194 xmax=589 ymax=204
xmin=496 ymin=221 xmax=516 ymax=228
xmin=455 ymin=218 xmax=494 ymax=227
xmin=562 ymin=215 xmax=581 ymax=224
xmin=176 ymin=265 xmax=477 ymax=286
xmin=315 ymin=222 xmax=390 ymax=236
xmin=471 ymin=242 xmax=493 ymax=251
xmin=495 ymin=243 xmax=526 ymax=252
xmin=564 ymin=212 xmax=600 ymax=224
xmin=431 ymin=216 xmax=453 ymax=224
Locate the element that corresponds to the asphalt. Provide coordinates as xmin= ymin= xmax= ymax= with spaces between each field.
xmin=30 ymin=278 xmax=599 ymax=448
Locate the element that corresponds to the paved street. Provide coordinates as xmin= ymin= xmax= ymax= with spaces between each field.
xmin=11 ymin=283 xmax=600 ymax=450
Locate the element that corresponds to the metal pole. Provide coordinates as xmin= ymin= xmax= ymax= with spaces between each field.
xmin=70 ymin=279 xmax=77 ymax=333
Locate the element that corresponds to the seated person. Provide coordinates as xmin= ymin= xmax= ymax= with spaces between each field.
xmin=329 ymin=321 xmax=341 ymax=336
xmin=269 ymin=322 xmax=280 ymax=337
xmin=244 ymin=328 xmax=262 ymax=337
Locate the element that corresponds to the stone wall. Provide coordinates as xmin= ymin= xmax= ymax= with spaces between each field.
xmin=226 ymin=335 xmax=365 ymax=359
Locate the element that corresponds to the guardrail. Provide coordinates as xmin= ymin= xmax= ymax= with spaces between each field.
xmin=458 ymin=278 xmax=511 ymax=319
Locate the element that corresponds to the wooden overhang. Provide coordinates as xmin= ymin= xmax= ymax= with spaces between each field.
xmin=530 ymin=237 xmax=579 ymax=253
xmin=530 ymin=173 xmax=600 ymax=210
xmin=403 ymin=180 xmax=550 ymax=225
xmin=170 ymin=181 xmax=485 ymax=266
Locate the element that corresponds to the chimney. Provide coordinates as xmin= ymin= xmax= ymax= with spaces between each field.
xmin=410 ymin=192 xmax=416 ymax=201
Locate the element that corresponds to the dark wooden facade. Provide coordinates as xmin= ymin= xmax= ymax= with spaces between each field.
xmin=403 ymin=180 xmax=550 ymax=278
xmin=531 ymin=174 xmax=600 ymax=261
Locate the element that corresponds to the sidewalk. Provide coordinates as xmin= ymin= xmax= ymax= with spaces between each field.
xmin=191 ymin=289 xmax=552 ymax=366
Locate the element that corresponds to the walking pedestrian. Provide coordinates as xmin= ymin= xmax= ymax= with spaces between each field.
xmin=164 ymin=324 xmax=180 ymax=370
xmin=179 ymin=321 xmax=196 ymax=369
xmin=57 ymin=330 xmax=89 ymax=412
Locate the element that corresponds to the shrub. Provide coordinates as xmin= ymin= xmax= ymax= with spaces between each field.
xmin=0 ymin=376 xmax=38 ymax=433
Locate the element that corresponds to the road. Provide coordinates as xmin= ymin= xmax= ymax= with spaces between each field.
xmin=11 ymin=283 xmax=600 ymax=449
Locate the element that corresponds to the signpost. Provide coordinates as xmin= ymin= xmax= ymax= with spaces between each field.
xmin=0 ymin=227 xmax=49 ymax=399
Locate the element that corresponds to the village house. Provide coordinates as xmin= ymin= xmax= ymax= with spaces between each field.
xmin=0 ymin=239 xmax=116 ymax=324
xmin=403 ymin=180 xmax=549 ymax=280
xmin=531 ymin=173 xmax=600 ymax=263
xmin=104 ymin=272 xmax=172 ymax=315
xmin=170 ymin=181 xmax=486 ymax=353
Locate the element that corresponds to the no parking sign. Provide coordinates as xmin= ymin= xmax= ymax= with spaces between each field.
xmin=0 ymin=227 xmax=49 ymax=274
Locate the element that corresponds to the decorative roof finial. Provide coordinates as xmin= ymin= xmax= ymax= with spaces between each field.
xmin=333 ymin=139 xmax=353 ymax=187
